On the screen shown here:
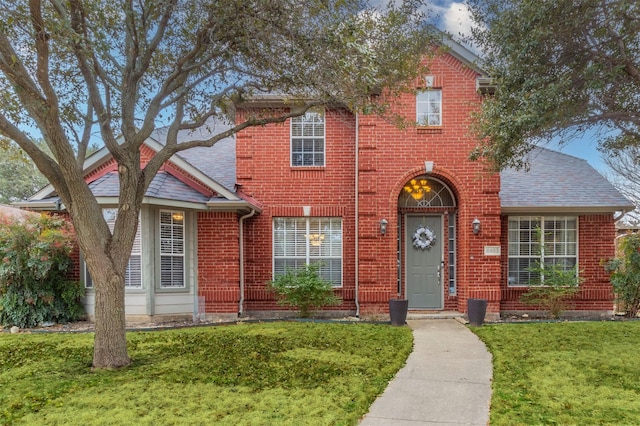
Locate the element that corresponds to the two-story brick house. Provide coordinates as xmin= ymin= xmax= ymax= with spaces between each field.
xmin=19 ymin=39 xmax=633 ymax=321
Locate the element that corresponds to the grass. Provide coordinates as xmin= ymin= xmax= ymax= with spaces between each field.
xmin=472 ymin=321 xmax=640 ymax=425
xmin=0 ymin=321 xmax=412 ymax=425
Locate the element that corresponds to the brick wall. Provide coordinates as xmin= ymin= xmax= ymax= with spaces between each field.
xmin=237 ymin=109 xmax=358 ymax=313
xmin=197 ymin=211 xmax=241 ymax=313
xmin=236 ymin=52 xmax=503 ymax=315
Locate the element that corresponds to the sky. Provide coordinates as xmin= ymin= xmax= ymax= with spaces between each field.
xmin=433 ymin=1 xmax=608 ymax=174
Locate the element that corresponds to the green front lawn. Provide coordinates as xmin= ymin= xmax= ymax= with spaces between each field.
xmin=1 ymin=322 xmax=412 ymax=425
xmin=473 ymin=321 xmax=640 ymax=425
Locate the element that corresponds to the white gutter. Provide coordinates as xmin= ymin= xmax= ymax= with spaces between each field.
xmin=238 ymin=208 xmax=257 ymax=316
xmin=355 ymin=113 xmax=360 ymax=317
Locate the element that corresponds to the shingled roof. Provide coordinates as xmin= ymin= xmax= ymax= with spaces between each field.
xmin=500 ymin=147 xmax=633 ymax=213
xmin=151 ymin=120 xmax=236 ymax=192
xmin=89 ymin=171 xmax=211 ymax=204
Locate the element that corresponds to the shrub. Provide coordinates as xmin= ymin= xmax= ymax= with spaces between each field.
xmin=520 ymin=262 xmax=582 ymax=318
xmin=268 ymin=263 xmax=341 ymax=318
xmin=0 ymin=214 xmax=84 ymax=327
xmin=604 ymin=233 xmax=640 ymax=318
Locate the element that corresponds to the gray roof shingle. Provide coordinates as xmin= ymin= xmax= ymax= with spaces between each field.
xmin=500 ymin=147 xmax=633 ymax=212
xmin=90 ymin=171 xmax=210 ymax=204
xmin=151 ymin=120 xmax=236 ymax=192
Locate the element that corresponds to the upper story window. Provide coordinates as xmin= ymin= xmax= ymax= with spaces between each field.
xmin=416 ymin=89 xmax=442 ymax=126
xmin=507 ymin=216 xmax=578 ymax=286
xmin=291 ymin=109 xmax=325 ymax=167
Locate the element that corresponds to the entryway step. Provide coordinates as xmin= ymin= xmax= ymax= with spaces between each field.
xmin=407 ymin=311 xmax=464 ymax=320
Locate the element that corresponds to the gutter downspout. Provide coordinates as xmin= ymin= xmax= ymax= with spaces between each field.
xmin=355 ymin=113 xmax=360 ymax=317
xmin=239 ymin=208 xmax=257 ymax=317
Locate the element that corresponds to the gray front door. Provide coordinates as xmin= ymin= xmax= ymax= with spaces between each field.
xmin=406 ymin=215 xmax=442 ymax=309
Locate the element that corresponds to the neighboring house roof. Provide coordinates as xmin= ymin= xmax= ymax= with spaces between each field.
xmin=0 ymin=204 xmax=40 ymax=221
xmin=500 ymin=147 xmax=634 ymax=213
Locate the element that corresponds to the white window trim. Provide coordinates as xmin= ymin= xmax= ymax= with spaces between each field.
xmin=416 ymin=89 xmax=442 ymax=127
xmin=290 ymin=109 xmax=326 ymax=167
xmin=159 ymin=209 xmax=186 ymax=289
xmin=272 ymin=217 xmax=343 ymax=287
xmin=507 ymin=216 xmax=579 ymax=287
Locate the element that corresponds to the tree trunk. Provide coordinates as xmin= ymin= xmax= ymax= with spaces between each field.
xmin=92 ymin=268 xmax=130 ymax=369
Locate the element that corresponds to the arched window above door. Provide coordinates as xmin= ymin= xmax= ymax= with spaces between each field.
xmin=398 ymin=176 xmax=456 ymax=208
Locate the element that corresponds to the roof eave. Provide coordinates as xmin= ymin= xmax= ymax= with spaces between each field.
xmin=501 ymin=205 xmax=635 ymax=215
xmin=206 ymin=199 xmax=262 ymax=214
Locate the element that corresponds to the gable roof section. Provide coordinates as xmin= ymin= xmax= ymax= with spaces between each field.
xmin=20 ymin=120 xmax=260 ymax=213
xmin=151 ymin=121 xmax=236 ymax=192
xmin=435 ymin=30 xmax=485 ymax=76
xmin=500 ymin=147 xmax=634 ymax=214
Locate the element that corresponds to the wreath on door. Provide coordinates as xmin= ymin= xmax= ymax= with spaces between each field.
xmin=412 ymin=226 xmax=436 ymax=250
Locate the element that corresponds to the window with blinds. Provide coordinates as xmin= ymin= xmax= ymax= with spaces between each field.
xmin=508 ymin=216 xmax=578 ymax=286
xmin=273 ymin=217 xmax=342 ymax=286
xmin=160 ymin=210 xmax=185 ymax=288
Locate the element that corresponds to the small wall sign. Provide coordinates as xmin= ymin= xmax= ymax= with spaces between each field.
xmin=484 ymin=246 xmax=501 ymax=256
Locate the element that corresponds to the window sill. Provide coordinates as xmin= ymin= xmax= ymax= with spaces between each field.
xmin=84 ymin=288 xmax=146 ymax=293
xmin=290 ymin=166 xmax=326 ymax=171
xmin=156 ymin=287 xmax=190 ymax=293
xmin=417 ymin=126 xmax=443 ymax=134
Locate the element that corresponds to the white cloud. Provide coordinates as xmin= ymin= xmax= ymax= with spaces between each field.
xmin=434 ymin=1 xmax=475 ymax=38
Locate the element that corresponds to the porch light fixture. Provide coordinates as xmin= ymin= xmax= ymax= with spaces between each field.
xmin=403 ymin=179 xmax=431 ymax=200
xmin=380 ymin=219 xmax=388 ymax=235
xmin=472 ymin=218 xmax=481 ymax=235
xmin=306 ymin=233 xmax=325 ymax=246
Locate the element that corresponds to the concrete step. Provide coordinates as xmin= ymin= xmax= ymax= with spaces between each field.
xmin=406 ymin=311 xmax=464 ymax=320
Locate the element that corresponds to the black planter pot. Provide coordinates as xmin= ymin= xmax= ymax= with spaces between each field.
xmin=467 ymin=298 xmax=488 ymax=326
xmin=389 ymin=299 xmax=409 ymax=326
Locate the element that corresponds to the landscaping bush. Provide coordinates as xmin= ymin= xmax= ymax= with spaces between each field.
xmin=268 ymin=263 xmax=341 ymax=317
xmin=604 ymin=233 xmax=640 ymax=318
xmin=520 ymin=262 xmax=582 ymax=318
xmin=0 ymin=214 xmax=84 ymax=327
xmin=520 ymin=227 xmax=582 ymax=318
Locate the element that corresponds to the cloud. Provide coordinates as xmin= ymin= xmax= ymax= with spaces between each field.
xmin=433 ymin=1 xmax=475 ymax=38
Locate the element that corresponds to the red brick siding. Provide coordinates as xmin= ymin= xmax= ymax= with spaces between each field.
xmin=236 ymin=52 xmax=504 ymax=315
xmin=237 ymin=109 xmax=358 ymax=313
xmin=197 ymin=212 xmax=241 ymax=313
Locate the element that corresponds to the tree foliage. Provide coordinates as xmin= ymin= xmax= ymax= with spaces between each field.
xmin=604 ymin=233 xmax=640 ymax=318
xmin=604 ymin=147 xmax=640 ymax=224
xmin=0 ymin=214 xmax=84 ymax=328
xmin=0 ymin=139 xmax=47 ymax=204
xmin=0 ymin=0 xmax=435 ymax=368
xmin=467 ymin=0 xmax=640 ymax=170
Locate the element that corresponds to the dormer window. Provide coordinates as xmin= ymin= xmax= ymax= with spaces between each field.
xmin=417 ymin=89 xmax=442 ymax=126
xmin=291 ymin=109 xmax=325 ymax=167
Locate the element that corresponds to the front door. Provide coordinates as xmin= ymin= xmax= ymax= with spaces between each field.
xmin=406 ymin=215 xmax=443 ymax=309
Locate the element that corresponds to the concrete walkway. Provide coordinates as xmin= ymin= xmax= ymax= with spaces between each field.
xmin=360 ymin=319 xmax=492 ymax=425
